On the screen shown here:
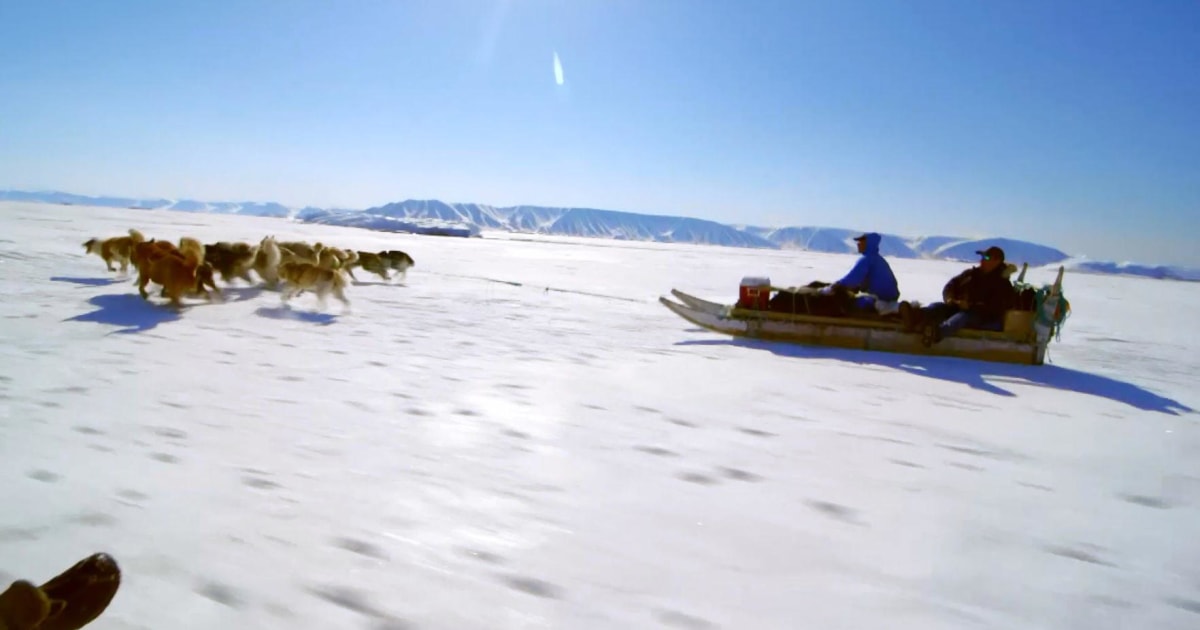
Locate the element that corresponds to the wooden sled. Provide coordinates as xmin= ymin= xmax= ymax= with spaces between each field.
xmin=661 ymin=267 xmax=1068 ymax=366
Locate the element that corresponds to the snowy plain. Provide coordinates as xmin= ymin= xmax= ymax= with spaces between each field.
xmin=1 ymin=200 xmax=1198 ymax=630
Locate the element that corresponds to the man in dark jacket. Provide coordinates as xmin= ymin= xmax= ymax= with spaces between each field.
xmin=902 ymin=245 xmax=1016 ymax=346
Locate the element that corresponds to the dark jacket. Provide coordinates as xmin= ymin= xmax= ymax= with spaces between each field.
xmin=942 ymin=265 xmax=1016 ymax=320
xmin=835 ymin=233 xmax=900 ymax=302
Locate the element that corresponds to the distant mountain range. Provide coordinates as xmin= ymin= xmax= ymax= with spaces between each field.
xmin=3 ymin=189 xmax=1196 ymax=282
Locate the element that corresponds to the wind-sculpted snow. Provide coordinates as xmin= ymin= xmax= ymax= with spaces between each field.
xmin=2 ymin=200 xmax=1198 ymax=629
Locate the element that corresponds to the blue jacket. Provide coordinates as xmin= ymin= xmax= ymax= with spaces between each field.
xmin=835 ymin=233 xmax=900 ymax=302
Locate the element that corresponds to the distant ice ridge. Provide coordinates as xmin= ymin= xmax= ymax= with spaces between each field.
xmin=295 ymin=207 xmax=480 ymax=238
xmin=2 ymin=189 xmax=1195 ymax=280
xmin=1059 ymin=258 xmax=1200 ymax=282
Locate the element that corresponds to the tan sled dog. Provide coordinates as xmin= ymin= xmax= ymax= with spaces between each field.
xmin=277 ymin=240 xmax=326 ymax=267
xmin=251 ymin=235 xmax=282 ymax=287
xmin=82 ymin=229 xmax=146 ymax=273
xmin=278 ymin=261 xmax=349 ymax=309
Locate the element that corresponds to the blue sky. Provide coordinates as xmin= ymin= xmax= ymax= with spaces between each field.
xmin=2 ymin=0 xmax=1198 ymax=265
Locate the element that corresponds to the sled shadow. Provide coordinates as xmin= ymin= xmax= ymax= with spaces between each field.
xmin=64 ymin=293 xmax=181 ymax=334
xmin=254 ymin=306 xmax=338 ymax=326
xmin=50 ymin=276 xmax=125 ymax=287
xmin=677 ymin=338 xmax=1195 ymax=416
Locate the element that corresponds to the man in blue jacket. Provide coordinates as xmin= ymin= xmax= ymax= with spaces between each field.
xmin=822 ymin=232 xmax=901 ymax=311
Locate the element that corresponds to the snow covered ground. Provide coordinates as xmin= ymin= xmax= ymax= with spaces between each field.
xmin=1 ymin=201 xmax=1198 ymax=630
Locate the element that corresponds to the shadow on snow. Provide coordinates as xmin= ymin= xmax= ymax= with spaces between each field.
xmin=254 ymin=306 xmax=338 ymax=326
xmin=63 ymin=293 xmax=181 ymax=334
xmin=677 ymin=338 xmax=1194 ymax=416
xmin=50 ymin=275 xmax=126 ymax=287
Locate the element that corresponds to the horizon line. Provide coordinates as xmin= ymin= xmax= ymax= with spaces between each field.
xmin=3 ymin=186 xmax=1197 ymax=271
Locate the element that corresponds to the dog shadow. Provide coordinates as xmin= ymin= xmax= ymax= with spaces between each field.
xmin=220 ymin=286 xmax=266 ymax=302
xmin=64 ymin=293 xmax=182 ymax=334
xmin=50 ymin=276 xmax=125 ymax=287
xmin=254 ymin=306 xmax=338 ymax=326
xmin=677 ymin=338 xmax=1195 ymax=416
xmin=351 ymin=280 xmax=405 ymax=287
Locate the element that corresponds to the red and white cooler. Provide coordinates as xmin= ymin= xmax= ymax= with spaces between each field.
xmin=737 ymin=276 xmax=771 ymax=310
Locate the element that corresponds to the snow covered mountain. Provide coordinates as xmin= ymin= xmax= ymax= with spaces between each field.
xmin=2 ymin=188 xmax=1196 ymax=281
xmin=296 ymin=207 xmax=481 ymax=238
xmin=909 ymin=235 xmax=969 ymax=256
xmin=1061 ymin=258 xmax=1200 ymax=282
xmin=756 ymin=227 xmax=921 ymax=258
xmin=934 ymin=238 xmax=1070 ymax=268
xmin=0 ymin=189 xmax=173 ymax=209
xmin=366 ymin=199 xmax=508 ymax=230
xmin=0 ymin=191 xmax=293 ymax=217
xmin=493 ymin=205 xmax=571 ymax=231
xmin=539 ymin=208 xmax=775 ymax=247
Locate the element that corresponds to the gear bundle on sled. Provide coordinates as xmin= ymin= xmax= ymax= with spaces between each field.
xmin=660 ymin=266 xmax=1069 ymax=366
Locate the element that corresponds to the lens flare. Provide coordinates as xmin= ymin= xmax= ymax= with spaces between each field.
xmin=553 ymin=51 xmax=564 ymax=86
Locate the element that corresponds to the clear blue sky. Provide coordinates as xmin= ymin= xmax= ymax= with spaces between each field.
xmin=2 ymin=1 xmax=1198 ymax=265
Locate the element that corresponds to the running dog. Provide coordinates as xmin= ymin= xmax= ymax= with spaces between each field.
xmin=346 ymin=249 xmax=414 ymax=282
xmin=277 ymin=261 xmax=350 ymax=309
xmin=278 ymin=240 xmax=322 ymax=265
xmin=316 ymin=246 xmax=356 ymax=271
xmin=204 ymin=241 xmax=258 ymax=284
xmin=135 ymin=238 xmax=213 ymax=306
xmin=251 ymin=236 xmax=282 ymax=287
xmin=82 ymin=228 xmax=146 ymax=273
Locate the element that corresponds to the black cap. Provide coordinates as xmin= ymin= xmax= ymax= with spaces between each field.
xmin=975 ymin=246 xmax=1005 ymax=261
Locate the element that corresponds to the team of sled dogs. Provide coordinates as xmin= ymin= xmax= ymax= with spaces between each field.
xmin=82 ymin=228 xmax=414 ymax=308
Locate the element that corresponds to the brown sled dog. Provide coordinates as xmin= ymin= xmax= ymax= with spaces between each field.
xmin=82 ymin=229 xmax=146 ymax=273
xmin=130 ymin=239 xmax=179 ymax=272
xmin=204 ymin=241 xmax=258 ymax=284
xmin=278 ymin=261 xmax=349 ymax=308
xmin=131 ymin=239 xmax=219 ymax=303
xmin=135 ymin=238 xmax=216 ymax=306
xmin=178 ymin=237 xmax=220 ymax=300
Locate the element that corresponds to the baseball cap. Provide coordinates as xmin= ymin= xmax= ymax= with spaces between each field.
xmin=975 ymin=246 xmax=1005 ymax=261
